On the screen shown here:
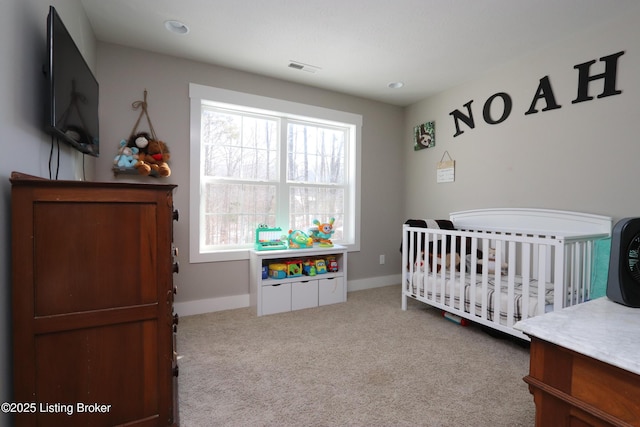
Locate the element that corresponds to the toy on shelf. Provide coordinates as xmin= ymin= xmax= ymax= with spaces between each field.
xmin=309 ymin=218 xmax=335 ymax=247
xmin=255 ymin=226 xmax=287 ymax=251
xmin=314 ymin=259 xmax=327 ymax=274
xmin=326 ymin=256 xmax=339 ymax=272
xmin=268 ymin=263 xmax=287 ymax=279
xmin=302 ymin=259 xmax=317 ymax=276
xmin=287 ymin=229 xmax=313 ymax=249
xmin=286 ymin=259 xmax=303 ymax=277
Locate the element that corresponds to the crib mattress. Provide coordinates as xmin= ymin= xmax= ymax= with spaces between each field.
xmin=407 ymin=271 xmax=552 ymax=323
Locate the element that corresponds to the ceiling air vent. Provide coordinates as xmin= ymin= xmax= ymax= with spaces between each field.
xmin=288 ymin=61 xmax=321 ymax=73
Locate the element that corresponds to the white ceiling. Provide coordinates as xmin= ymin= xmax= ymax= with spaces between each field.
xmin=80 ymin=0 xmax=637 ymax=107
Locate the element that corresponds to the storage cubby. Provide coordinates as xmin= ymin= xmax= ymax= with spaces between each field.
xmin=249 ymin=245 xmax=348 ymax=316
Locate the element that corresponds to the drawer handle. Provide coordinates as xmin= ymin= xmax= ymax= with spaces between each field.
xmin=172 ymin=209 xmax=180 ymax=221
xmin=173 ymin=261 xmax=180 ymax=274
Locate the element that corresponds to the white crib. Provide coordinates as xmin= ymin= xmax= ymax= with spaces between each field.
xmin=401 ymin=208 xmax=612 ymax=340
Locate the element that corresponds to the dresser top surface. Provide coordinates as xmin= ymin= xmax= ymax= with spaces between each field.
xmin=515 ymin=297 xmax=640 ymax=375
xmin=10 ymin=171 xmax=177 ymax=190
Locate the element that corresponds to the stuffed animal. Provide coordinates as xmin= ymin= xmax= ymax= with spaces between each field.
xmin=114 ymin=139 xmax=139 ymax=168
xmin=430 ymin=252 xmax=461 ymax=273
xmin=135 ymin=139 xmax=171 ymax=177
xmin=466 ymin=248 xmax=508 ymax=274
xmin=128 ymin=132 xmax=151 ymax=151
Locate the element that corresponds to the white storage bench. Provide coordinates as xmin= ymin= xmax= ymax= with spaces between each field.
xmin=249 ymin=245 xmax=348 ymax=316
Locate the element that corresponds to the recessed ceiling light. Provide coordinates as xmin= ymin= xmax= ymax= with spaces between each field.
xmin=388 ymin=82 xmax=404 ymax=89
xmin=164 ymin=20 xmax=190 ymax=35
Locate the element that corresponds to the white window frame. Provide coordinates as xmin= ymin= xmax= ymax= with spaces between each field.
xmin=189 ymin=83 xmax=362 ymax=263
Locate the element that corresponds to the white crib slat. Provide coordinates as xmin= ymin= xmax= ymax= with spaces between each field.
xmin=521 ymin=243 xmax=531 ymax=320
xmin=415 ymin=234 xmax=422 ymax=297
xmin=554 ymin=241 xmax=565 ymax=310
xmin=585 ymin=241 xmax=593 ymax=300
xmin=440 ymin=233 xmax=448 ymax=305
xmin=570 ymin=242 xmax=581 ymax=305
xmin=537 ymin=244 xmax=547 ymax=315
xmin=411 ymin=230 xmax=418 ymax=295
xmin=458 ymin=235 xmax=467 ymax=311
xmin=569 ymin=242 xmax=577 ymax=305
xmin=481 ymin=238 xmax=490 ymax=320
xmin=468 ymin=236 xmax=478 ymax=316
xmin=430 ymin=232 xmax=438 ymax=293
xmin=532 ymin=243 xmax=539 ymax=280
xmin=580 ymin=241 xmax=588 ymax=302
xmin=449 ymin=231 xmax=458 ymax=309
xmin=506 ymin=241 xmax=517 ymax=327
xmin=493 ymin=242 xmax=502 ymax=325
xmin=406 ymin=226 xmax=414 ymax=294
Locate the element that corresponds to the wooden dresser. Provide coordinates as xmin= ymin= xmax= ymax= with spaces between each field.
xmin=11 ymin=172 xmax=180 ymax=426
xmin=515 ymin=298 xmax=640 ymax=427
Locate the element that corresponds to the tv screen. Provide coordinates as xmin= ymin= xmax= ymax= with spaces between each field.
xmin=46 ymin=6 xmax=99 ymax=157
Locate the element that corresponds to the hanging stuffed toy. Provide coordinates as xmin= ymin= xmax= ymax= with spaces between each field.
xmin=113 ymin=139 xmax=139 ymax=168
xmin=135 ymin=139 xmax=171 ymax=177
xmin=115 ymin=90 xmax=172 ymax=177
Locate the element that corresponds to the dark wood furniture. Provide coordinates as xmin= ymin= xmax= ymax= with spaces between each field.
xmin=525 ymin=337 xmax=640 ymax=427
xmin=516 ymin=298 xmax=640 ymax=427
xmin=11 ymin=172 xmax=179 ymax=426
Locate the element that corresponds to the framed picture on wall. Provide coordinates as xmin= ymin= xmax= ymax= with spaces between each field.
xmin=414 ymin=121 xmax=435 ymax=151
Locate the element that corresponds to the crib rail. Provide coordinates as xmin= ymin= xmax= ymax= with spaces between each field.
xmin=401 ymin=224 xmax=601 ymax=340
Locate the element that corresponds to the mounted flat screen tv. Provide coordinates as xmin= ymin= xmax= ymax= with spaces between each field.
xmin=46 ymin=6 xmax=99 ymax=157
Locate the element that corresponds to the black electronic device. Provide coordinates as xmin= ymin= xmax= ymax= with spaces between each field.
xmin=45 ymin=6 xmax=99 ymax=157
xmin=607 ymin=217 xmax=640 ymax=307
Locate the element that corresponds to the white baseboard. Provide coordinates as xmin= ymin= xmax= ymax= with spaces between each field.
xmin=174 ymin=294 xmax=250 ymax=317
xmin=346 ymin=274 xmax=401 ymax=292
xmin=175 ymin=274 xmax=402 ymax=317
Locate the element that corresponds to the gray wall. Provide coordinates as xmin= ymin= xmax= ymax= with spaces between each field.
xmin=94 ymin=44 xmax=406 ymax=307
xmin=0 ymin=0 xmax=97 ymax=423
xmin=404 ymin=5 xmax=640 ymax=223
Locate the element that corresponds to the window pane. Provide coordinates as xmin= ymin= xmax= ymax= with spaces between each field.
xmin=203 ymin=182 xmax=276 ymax=246
xmin=289 ymin=186 xmax=344 ymax=240
xmin=202 ymin=107 xmax=278 ymax=181
xmin=287 ymin=122 xmax=345 ymax=184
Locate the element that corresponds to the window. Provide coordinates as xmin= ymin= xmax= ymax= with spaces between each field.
xmin=189 ymin=84 xmax=361 ymax=262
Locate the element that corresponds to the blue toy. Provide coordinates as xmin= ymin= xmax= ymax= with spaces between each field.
xmin=302 ymin=259 xmax=317 ymax=276
xmin=114 ymin=139 xmax=139 ymax=168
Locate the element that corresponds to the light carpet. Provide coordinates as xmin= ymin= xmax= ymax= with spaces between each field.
xmin=177 ymin=284 xmax=534 ymax=426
